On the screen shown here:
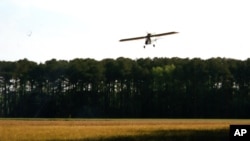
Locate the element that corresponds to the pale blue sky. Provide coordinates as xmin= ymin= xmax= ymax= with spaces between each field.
xmin=1 ymin=0 xmax=250 ymax=62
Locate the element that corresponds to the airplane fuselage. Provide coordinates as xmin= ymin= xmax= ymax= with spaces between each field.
xmin=145 ymin=33 xmax=152 ymax=45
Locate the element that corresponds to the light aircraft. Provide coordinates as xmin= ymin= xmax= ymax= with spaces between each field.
xmin=119 ymin=31 xmax=178 ymax=48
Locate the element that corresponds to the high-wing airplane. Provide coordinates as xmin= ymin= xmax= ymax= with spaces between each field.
xmin=119 ymin=31 xmax=178 ymax=48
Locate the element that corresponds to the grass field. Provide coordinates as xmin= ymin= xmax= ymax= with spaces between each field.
xmin=0 ymin=119 xmax=249 ymax=141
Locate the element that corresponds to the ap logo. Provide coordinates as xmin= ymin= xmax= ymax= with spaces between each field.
xmin=230 ymin=125 xmax=250 ymax=141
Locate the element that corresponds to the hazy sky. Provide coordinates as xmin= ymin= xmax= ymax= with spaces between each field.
xmin=1 ymin=0 xmax=249 ymax=62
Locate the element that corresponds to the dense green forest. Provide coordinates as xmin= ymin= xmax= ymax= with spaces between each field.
xmin=0 ymin=57 xmax=250 ymax=118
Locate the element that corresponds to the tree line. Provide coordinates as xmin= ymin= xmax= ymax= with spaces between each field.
xmin=0 ymin=57 xmax=250 ymax=118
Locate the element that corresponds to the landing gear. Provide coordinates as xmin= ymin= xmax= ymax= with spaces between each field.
xmin=143 ymin=44 xmax=155 ymax=48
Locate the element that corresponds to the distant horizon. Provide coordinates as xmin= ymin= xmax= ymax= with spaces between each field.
xmin=1 ymin=56 xmax=250 ymax=64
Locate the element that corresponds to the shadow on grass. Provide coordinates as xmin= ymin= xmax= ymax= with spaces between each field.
xmin=51 ymin=129 xmax=229 ymax=141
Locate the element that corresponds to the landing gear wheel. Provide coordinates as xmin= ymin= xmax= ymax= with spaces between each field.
xmin=153 ymin=44 xmax=155 ymax=47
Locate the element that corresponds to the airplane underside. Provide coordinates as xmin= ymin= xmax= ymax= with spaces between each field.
xmin=144 ymin=38 xmax=155 ymax=48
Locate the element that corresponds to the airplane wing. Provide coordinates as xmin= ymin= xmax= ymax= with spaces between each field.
xmin=151 ymin=32 xmax=178 ymax=37
xmin=119 ymin=31 xmax=178 ymax=42
xmin=119 ymin=36 xmax=146 ymax=42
